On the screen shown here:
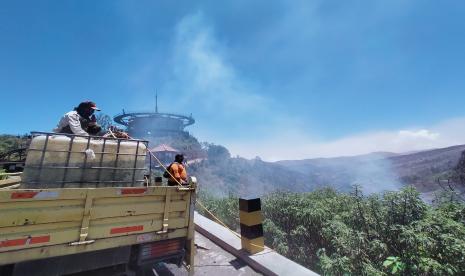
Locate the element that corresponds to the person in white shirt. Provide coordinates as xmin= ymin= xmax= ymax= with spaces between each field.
xmin=54 ymin=101 xmax=101 ymax=136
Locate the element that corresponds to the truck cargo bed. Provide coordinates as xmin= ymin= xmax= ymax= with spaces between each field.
xmin=0 ymin=185 xmax=195 ymax=266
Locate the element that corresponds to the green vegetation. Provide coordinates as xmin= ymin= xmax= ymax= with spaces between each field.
xmin=197 ymin=192 xmax=239 ymax=231
xmin=0 ymin=134 xmax=28 ymax=154
xmin=201 ymin=143 xmax=231 ymax=162
xmin=95 ymin=113 xmax=114 ymax=132
xmin=196 ymin=187 xmax=465 ymax=275
xmin=0 ymin=169 xmax=8 ymax=180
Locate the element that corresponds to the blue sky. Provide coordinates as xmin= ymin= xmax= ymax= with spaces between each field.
xmin=1 ymin=1 xmax=465 ymax=160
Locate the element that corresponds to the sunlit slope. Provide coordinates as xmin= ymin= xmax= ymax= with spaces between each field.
xmin=189 ymin=157 xmax=313 ymax=197
xmin=277 ymin=144 xmax=465 ymax=193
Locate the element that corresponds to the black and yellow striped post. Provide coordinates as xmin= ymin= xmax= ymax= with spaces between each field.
xmin=239 ymin=198 xmax=264 ymax=254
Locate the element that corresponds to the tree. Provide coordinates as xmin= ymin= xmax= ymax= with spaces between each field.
xmin=452 ymin=150 xmax=465 ymax=185
xmin=0 ymin=135 xmax=28 ymax=154
xmin=95 ymin=113 xmax=114 ymax=132
xmin=196 ymin=187 xmax=465 ymax=275
xmin=202 ymin=143 xmax=231 ymax=162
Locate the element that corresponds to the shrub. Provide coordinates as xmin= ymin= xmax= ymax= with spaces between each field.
xmin=196 ymin=187 xmax=465 ymax=275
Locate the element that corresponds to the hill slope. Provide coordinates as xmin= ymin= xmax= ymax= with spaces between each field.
xmin=389 ymin=144 xmax=465 ymax=191
xmin=277 ymin=144 xmax=465 ymax=194
xmin=188 ymin=157 xmax=314 ymax=197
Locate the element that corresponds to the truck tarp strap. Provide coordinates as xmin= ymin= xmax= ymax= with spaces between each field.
xmin=157 ymin=188 xmax=171 ymax=234
xmin=77 ymin=190 xmax=94 ymax=243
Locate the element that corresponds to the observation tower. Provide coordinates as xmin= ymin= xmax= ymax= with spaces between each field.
xmin=113 ymin=95 xmax=195 ymax=138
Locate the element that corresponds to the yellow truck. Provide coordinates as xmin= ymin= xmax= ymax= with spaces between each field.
xmin=0 ymin=132 xmax=196 ymax=276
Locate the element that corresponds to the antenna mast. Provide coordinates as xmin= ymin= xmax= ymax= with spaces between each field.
xmin=155 ymin=91 xmax=158 ymax=113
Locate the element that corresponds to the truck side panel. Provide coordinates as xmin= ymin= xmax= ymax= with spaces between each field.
xmin=0 ymin=186 xmax=192 ymax=265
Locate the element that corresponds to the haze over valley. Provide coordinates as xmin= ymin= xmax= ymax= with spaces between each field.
xmin=190 ymin=140 xmax=465 ymax=199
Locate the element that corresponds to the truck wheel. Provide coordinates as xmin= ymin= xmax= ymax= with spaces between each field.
xmin=112 ymin=264 xmax=136 ymax=276
xmin=132 ymin=266 xmax=155 ymax=276
xmin=133 ymin=268 xmax=146 ymax=276
xmin=115 ymin=272 xmax=135 ymax=276
xmin=0 ymin=264 xmax=14 ymax=276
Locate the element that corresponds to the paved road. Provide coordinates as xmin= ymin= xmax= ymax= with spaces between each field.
xmin=153 ymin=232 xmax=260 ymax=276
xmin=71 ymin=232 xmax=260 ymax=276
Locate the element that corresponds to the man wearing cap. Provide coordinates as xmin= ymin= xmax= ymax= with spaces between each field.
xmin=54 ymin=101 xmax=102 ymax=136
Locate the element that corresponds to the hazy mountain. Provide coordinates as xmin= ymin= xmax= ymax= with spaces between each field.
xmin=389 ymin=145 xmax=465 ymax=191
xmin=190 ymin=144 xmax=465 ymax=198
xmin=276 ymin=152 xmax=402 ymax=193
xmin=277 ymin=144 xmax=465 ymax=194
xmin=4 ymin=133 xmax=462 ymax=198
xmin=189 ymin=157 xmax=313 ymax=197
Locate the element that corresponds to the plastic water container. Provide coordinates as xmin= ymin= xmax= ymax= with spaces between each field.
xmin=22 ymin=134 xmax=147 ymax=188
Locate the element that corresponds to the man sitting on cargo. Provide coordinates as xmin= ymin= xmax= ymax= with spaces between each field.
xmin=54 ymin=101 xmax=102 ymax=136
xmin=166 ymin=154 xmax=188 ymax=186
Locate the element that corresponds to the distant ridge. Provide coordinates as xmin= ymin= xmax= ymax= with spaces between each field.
xmin=190 ymin=143 xmax=465 ymax=198
xmin=276 ymin=144 xmax=465 ymax=193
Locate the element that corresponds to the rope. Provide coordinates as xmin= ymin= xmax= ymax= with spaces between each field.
xmin=195 ymin=199 xmax=271 ymax=251
xmin=107 ymin=128 xmax=117 ymax=139
xmin=148 ymin=143 xmax=270 ymax=251
xmin=122 ymin=132 xmax=184 ymax=187
xmin=148 ymin=149 xmax=184 ymax=187
xmin=123 ymin=132 xmax=270 ymax=252
xmin=195 ymin=200 xmax=242 ymax=239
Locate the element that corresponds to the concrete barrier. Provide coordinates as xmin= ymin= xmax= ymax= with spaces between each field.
xmin=194 ymin=211 xmax=319 ymax=276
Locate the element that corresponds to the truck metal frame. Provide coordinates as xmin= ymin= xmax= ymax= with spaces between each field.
xmin=0 ymin=132 xmax=196 ymax=275
xmin=23 ymin=132 xmax=151 ymax=188
xmin=0 ymin=184 xmax=196 ymax=275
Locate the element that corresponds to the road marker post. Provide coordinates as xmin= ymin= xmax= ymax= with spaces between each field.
xmin=239 ymin=198 xmax=264 ymax=254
